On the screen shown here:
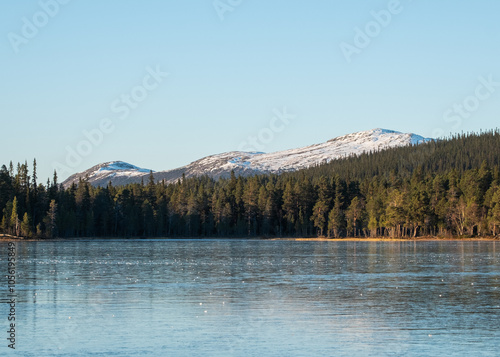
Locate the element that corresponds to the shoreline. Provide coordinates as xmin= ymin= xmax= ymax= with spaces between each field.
xmin=283 ymin=237 xmax=500 ymax=242
xmin=1 ymin=235 xmax=499 ymax=242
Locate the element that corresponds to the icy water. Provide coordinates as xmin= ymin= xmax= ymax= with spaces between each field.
xmin=1 ymin=239 xmax=500 ymax=356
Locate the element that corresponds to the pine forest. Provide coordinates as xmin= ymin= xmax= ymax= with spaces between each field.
xmin=1 ymin=130 xmax=500 ymax=239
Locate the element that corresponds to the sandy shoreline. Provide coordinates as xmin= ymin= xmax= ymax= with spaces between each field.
xmin=277 ymin=237 xmax=500 ymax=242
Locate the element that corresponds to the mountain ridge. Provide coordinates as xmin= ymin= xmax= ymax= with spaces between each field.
xmin=62 ymin=128 xmax=434 ymax=188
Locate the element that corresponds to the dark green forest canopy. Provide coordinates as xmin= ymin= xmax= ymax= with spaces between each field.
xmin=1 ymin=130 xmax=500 ymax=238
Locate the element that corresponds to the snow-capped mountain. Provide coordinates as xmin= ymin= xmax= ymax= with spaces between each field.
xmin=62 ymin=129 xmax=433 ymax=188
xmin=62 ymin=161 xmax=153 ymax=188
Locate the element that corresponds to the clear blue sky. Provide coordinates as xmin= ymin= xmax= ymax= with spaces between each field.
xmin=1 ymin=0 xmax=499 ymax=182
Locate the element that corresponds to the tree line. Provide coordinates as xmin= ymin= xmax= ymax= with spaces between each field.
xmin=1 ymin=130 xmax=500 ymax=239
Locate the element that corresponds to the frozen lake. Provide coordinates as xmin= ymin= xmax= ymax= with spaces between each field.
xmin=1 ymin=239 xmax=499 ymax=356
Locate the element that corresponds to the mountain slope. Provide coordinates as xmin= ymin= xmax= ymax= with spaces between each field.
xmin=62 ymin=128 xmax=433 ymax=187
xmin=62 ymin=161 xmax=153 ymax=188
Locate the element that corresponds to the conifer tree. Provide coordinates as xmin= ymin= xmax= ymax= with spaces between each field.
xmin=346 ymin=196 xmax=365 ymax=237
xmin=45 ymin=199 xmax=58 ymax=238
xmin=488 ymin=187 xmax=500 ymax=235
xmin=327 ymin=201 xmax=344 ymax=238
xmin=311 ymin=199 xmax=328 ymax=236
xmin=10 ymin=197 xmax=19 ymax=236
xmin=20 ymin=212 xmax=32 ymax=237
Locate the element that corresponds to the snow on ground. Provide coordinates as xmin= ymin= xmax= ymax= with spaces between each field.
xmin=181 ymin=128 xmax=433 ymax=175
xmin=63 ymin=129 xmax=434 ymax=187
xmin=93 ymin=161 xmax=152 ymax=177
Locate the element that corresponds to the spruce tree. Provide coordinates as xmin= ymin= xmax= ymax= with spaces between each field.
xmin=10 ymin=197 xmax=19 ymax=236
xmin=20 ymin=212 xmax=32 ymax=237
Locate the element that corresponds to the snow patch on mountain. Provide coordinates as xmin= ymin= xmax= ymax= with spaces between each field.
xmin=62 ymin=161 xmax=153 ymax=187
xmin=97 ymin=162 xmax=151 ymax=173
xmin=181 ymin=128 xmax=433 ymax=175
xmin=62 ymin=129 xmax=434 ymax=188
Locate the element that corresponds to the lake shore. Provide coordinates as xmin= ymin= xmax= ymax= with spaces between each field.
xmin=276 ymin=236 xmax=500 ymax=242
xmin=1 ymin=234 xmax=499 ymax=242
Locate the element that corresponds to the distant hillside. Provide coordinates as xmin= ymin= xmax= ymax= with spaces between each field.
xmin=62 ymin=128 xmax=433 ymax=188
xmin=290 ymin=129 xmax=500 ymax=181
xmin=1 ymin=129 xmax=499 ymax=239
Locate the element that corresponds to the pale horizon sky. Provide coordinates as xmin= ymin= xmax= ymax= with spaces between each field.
xmin=1 ymin=0 xmax=499 ymax=182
